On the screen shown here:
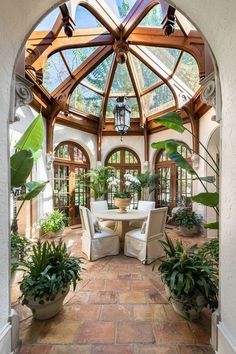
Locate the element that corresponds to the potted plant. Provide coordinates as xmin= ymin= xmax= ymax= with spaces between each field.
xmin=175 ymin=209 xmax=201 ymax=236
xmin=85 ymin=166 xmax=114 ymax=200
xmin=18 ymin=240 xmax=83 ymax=320
xmin=40 ymin=210 xmax=66 ymax=238
xmin=136 ymin=171 xmax=160 ymax=201
xmin=11 ymin=234 xmax=31 ymax=283
xmin=158 ymin=235 xmax=218 ymax=320
xmin=108 ymin=174 xmax=141 ymax=213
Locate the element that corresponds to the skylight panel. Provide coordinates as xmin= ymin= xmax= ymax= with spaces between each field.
xmin=35 ymin=8 xmax=60 ymax=31
xmin=62 ymin=47 xmax=98 ymax=72
xmin=143 ymin=84 xmax=175 ymax=116
xmin=70 ymin=84 xmax=103 ymax=116
xmin=75 ymin=6 xmax=104 ymax=28
xmin=110 ymin=63 xmax=134 ymax=95
xmin=43 ymin=52 xmax=69 ymax=93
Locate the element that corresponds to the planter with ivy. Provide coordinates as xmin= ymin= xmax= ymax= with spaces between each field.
xmin=158 ymin=235 xmax=218 ymax=320
xmin=40 ymin=210 xmax=67 ymax=238
xmin=18 ymin=240 xmax=83 ymax=320
xmin=175 ymin=209 xmax=201 ymax=236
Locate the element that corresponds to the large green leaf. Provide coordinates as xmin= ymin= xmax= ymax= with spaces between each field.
xmin=18 ymin=181 xmax=48 ymax=201
xmin=11 ymin=150 xmax=34 ymax=187
xmin=168 ymin=151 xmax=196 ymax=175
xmin=192 ymin=192 xmax=219 ymax=207
xmin=193 ymin=176 xmax=216 ymax=183
xmin=204 ymin=222 xmax=219 ymax=230
xmin=155 ymin=112 xmax=185 ymax=133
xmin=15 ymin=114 xmax=44 ymax=154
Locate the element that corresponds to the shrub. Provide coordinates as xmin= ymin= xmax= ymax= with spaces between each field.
xmin=175 ymin=209 xmax=201 ymax=229
xmin=40 ymin=210 xmax=66 ymax=234
xmin=10 ymin=234 xmax=31 ymax=272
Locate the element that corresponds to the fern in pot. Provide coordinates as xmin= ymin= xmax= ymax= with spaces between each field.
xmin=18 ymin=240 xmax=83 ymax=320
xmin=175 ymin=209 xmax=201 ymax=236
xmin=158 ymin=235 xmax=218 ymax=320
xmin=40 ymin=210 xmax=66 ymax=238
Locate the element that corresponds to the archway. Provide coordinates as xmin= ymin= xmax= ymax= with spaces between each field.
xmin=53 ymin=141 xmax=90 ymax=225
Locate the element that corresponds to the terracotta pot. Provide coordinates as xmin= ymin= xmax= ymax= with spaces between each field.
xmin=165 ymin=285 xmax=206 ymax=320
xmin=114 ymin=198 xmax=131 ymax=213
xmin=43 ymin=228 xmax=64 ymax=239
xmin=25 ymin=286 xmax=69 ymax=320
xmin=179 ymin=225 xmax=199 ymax=237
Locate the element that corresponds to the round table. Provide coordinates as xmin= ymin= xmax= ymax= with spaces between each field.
xmin=93 ymin=209 xmax=148 ymax=249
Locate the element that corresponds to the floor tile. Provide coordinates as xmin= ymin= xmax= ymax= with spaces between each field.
xmin=178 ymin=345 xmax=215 ymax=354
xmin=100 ymin=304 xmax=133 ymax=321
xmin=134 ymin=344 xmax=178 ymax=354
xmin=56 ymin=304 xmax=101 ymax=321
xmin=119 ymin=291 xmax=146 ymax=304
xmin=117 ymin=321 xmax=155 ymax=344
xmin=49 ymin=345 xmax=92 ymax=353
xmin=133 ymin=304 xmax=167 ymax=321
xmin=92 ymin=344 xmax=134 ymax=353
xmin=153 ymin=322 xmax=195 ymax=344
xmin=37 ymin=321 xmax=80 ymax=345
xmin=81 ymin=280 xmax=106 ymax=291
xmin=89 ymin=291 xmax=118 ymax=304
xmin=105 ymin=279 xmax=130 ymax=291
xmin=75 ymin=321 xmax=115 ymax=344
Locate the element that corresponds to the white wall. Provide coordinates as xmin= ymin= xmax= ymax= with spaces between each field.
xmin=0 ymin=1 xmax=236 ymax=353
xmin=54 ymin=124 xmax=97 ymax=169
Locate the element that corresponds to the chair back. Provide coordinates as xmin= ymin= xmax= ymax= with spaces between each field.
xmin=138 ymin=201 xmax=155 ymax=211
xmin=145 ymin=207 xmax=168 ymax=240
xmin=79 ymin=206 xmax=95 ymax=239
xmin=90 ymin=200 xmax=108 ymax=213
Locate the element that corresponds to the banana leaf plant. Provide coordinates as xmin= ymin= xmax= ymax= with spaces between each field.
xmin=11 ymin=114 xmax=48 ymax=233
xmin=151 ymin=112 xmax=219 ymax=230
xmin=84 ymin=166 xmax=114 ymax=200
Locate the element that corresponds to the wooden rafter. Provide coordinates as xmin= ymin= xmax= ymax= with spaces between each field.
xmin=126 ymin=53 xmax=144 ymax=126
xmin=100 ymin=55 xmax=118 ymax=127
xmin=51 ymin=45 xmax=113 ymax=102
xmin=122 ymin=0 xmax=158 ymax=39
xmin=26 ymin=29 xmax=114 ymax=70
xmin=79 ymin=0 xmax=120 ymax=38
xmin=80 ymin=80 xmax=104 ymax=96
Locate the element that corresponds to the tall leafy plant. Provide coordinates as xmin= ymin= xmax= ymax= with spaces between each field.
xmin=11 ymin=114 xmax=48 ymax=233
xmin=85 ymin=166 xmax=114 ymax=200
xmin=136 ymin=171 xmax=160 ymax=200
xmin=151 ymin=112 xmax=219 ymax=230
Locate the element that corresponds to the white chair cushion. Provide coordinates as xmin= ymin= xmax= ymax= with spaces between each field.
xmin=94 ymin=227 xmax=118 ymax=239
xmin=126 ymin=229 xmax=146 ymax=241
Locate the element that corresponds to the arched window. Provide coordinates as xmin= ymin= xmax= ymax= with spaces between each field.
xmin=53 ymin=141 xmax=90 ymax=225
xmin=105 ymin=148 xmax=141 ymax=209
xmin=155 ymin=144 xmax=192 ymax=210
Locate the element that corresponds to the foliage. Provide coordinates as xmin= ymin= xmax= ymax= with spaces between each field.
xmin=114 ymin=191 xmax=132 ymax=199
xmin=19 ymin=240 xmax=83 ymax=304
xmin=136 ymin=171 xmax=160 ymax=199
xmin=11 ymin=234 xmax=31 ymax=272
xmin=158 ymin=235 xmax=218 ymax=313
xmin=175 ymin=209 xmax=201 ymax=229
xmin=151 ymin=112 xmax=219 ymax=229
xmin=85 ymin=166 xmax=114 ymax=200
xmin=40 ymin=210 xmax=66 ymax=234
xmin=108 ymin=173 xmax=141 ymax=199
xmin=199 ymin=239 xmax=219 ymax=265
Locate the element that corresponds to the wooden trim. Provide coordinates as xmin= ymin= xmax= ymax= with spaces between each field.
xmin=105 ymin=147 xmax=141 ymax=168
xmin=101 ymin=55 xmax=117 ymax=126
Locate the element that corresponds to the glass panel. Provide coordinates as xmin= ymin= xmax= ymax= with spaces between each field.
xmin=108 ymin=151 xmax=121 ymax=164
xmin=174 ymin=52 xmax=200 ymax=92
xmin=132 ymin=55 xmax=162 ymax=90
xmin=139 ymin=5 xmax=163 ymax=27
xmin=74 ymin=147 xmax=87 ymax=162
xmin=104 ymin=0 xmax=136 ymax=21
xmin=55 ymin=144 xmax=69 ymax=159
xmin=43 ymin=52 xmax=69 ymax=92
xmin=143 ymin=84 xmax=175 ymax=116
xmin=62 ymin=47 xmax=98 ymax=72
xmin=53 ymin=164 xmax=70 ymax=217
xmin=70 ymin=84 xmax=103 ymax=116
xmin=110 ymin=63 xmax=134 ymax=94
xmin=83 ymin=54 xmax=113 ymax=91
xmin=75 ymin=6 xmax=104 ymax=28
xmin=35 ymin=8 xmax=60 ymax=31
xmin=157 ymin=167 xmax=171 ymax=207
xmin=176 ymin=165 xmax=192 ymax=207
xmin=142 ymin=46 xmax=181 ymax=72
xmin=125 ymin=151 xmax=138 ymax=163
xmin=74 ymin=167 xmax=88 ymax=220
xmin=106 ymin=97 xmax=139 ymax=118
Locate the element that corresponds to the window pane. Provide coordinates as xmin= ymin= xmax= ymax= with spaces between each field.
xmin=174 ymin=52 xmax=200 ymax=93
xmin=110 ymin=63 xmax=134 ymax=94
xmin=142 ymin=46 xmax=181 ymax=72
xmin=55 ymin=144 xmax=69 ymax=159
xmin=70 ymin=84 xmax=103 ymax=116
xmin=35 ymin=8 xmax=60 ymax=31
xmin=143 ymin=84 xmax=175 ymax=116
xmin=104 ymin=0 xmax=136 ymax=21
xmin=75 ymin=6 xmax=104 ymax=28
xmin=132 ymin=54 xmax=162 ymax=90
xmin=43 ymin=52 xmax=69 ymax=92
xmin=83 ymin=54 xmax=113 ymax=91
xmin=62 ymin=47 xmax=98 ymax=72
xmin=139 ymin=5 xmax=163 ymax=27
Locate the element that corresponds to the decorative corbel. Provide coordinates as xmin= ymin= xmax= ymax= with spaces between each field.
xmin=200 ymin=72 xmax=221 ymax=122
xmin=12 ymin=73 xmax=33 ymax=124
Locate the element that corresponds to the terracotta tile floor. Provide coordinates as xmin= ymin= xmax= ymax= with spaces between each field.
xmin=13 ymin=228 xmax=214 ymax=354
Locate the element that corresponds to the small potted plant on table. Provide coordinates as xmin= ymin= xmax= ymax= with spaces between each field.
xmin=158 ymin=235 xmax=218 ymax=320
xmin=40 ymin=210 xmax=67 ymax=238
xmin=19 ymin=240 xmax=83 ymax=320
xmin=175 ymin=209 xmax=201 ymax=236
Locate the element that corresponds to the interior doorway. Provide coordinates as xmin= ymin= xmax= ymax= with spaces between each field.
xmin=53 ymin=141 xmax=90 ymax=225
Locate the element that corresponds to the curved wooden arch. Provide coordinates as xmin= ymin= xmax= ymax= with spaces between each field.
xmin=154 ymin=140 xmax=192 ymax=165
xmin=54 ymin=140 xmax=90 ymax=167
xmin=105 ymin=146 xmax=141 ymax=167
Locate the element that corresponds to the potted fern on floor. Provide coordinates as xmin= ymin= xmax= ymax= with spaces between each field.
xmin=18 ymin=240 xmax=83 ymax=320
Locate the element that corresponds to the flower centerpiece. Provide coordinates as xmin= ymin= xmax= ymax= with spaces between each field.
xmin=107 ymin=173 xmax=141 ymax=213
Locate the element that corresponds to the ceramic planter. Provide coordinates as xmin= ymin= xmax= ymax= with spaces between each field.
xmin=25 ymin=286 xmax=69 ymax=320
xmin=114 ymin=198 xmax=131 ymax=213
xmin=179 ymin=225 xmax=199 ymax=237
xmin=165 ymin=285 xmax=206 ymax=320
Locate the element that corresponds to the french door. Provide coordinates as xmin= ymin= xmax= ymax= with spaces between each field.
xmin=53 ymin=142 xmax=89 ymax=225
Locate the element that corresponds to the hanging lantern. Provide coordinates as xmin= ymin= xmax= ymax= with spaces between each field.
xmin=113 ymin=97 xmax=131 ymax=140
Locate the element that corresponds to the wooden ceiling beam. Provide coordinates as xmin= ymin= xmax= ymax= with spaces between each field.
xmin=122 ymin=0 xmax=158 ymax=39
xmin=51 ymin=45 xmax=113 ymax=104
xmin=126 ymin=52 xmax=145 ymax=126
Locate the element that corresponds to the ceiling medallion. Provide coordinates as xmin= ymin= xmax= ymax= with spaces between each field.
xmin=113 ymin=39 xmax=129 ymax=64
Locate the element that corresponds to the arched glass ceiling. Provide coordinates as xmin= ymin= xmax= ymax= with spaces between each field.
xmin=36 ymin=0 xmax=201 ymax=121
xmin=35 ymin=8 xmax=60 ymax=31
